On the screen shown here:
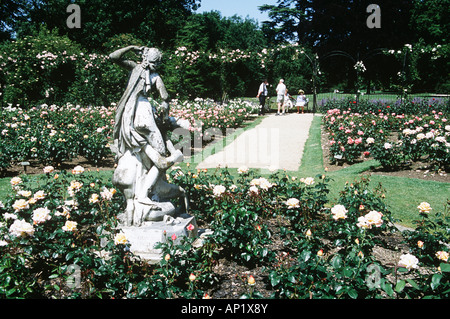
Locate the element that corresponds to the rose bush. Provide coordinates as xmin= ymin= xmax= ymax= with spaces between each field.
xmin=0 ymin=104 xmax=114 ymax=171
xmin=0 ymin=98 xmax=257 ymax=173
xmin=168 ymin=167 xmax=449 ymax=299
xmin=1 ymin=166 xmax=448 ymax=298
xmin=322 ymin=98 xmax=449 ymax=170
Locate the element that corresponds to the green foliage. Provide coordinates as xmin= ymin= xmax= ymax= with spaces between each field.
xmin=0 ymin=169 xmax=129 ymax=298
xmin=403 ymin=202 xmax=450 ymax=267
xmin=0 ymin=26 xmax=126 ymax=106
xmin=11 ymin=0 xmax=200 ymax=52
xmin=0 ymin=166 xmax=448 ymax=299
xmin=0 ymin=27 xmax=80 ymax=105
xmin=0 ymin=103 xmax=113 ymax=171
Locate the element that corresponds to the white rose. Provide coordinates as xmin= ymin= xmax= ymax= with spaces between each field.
xmin=258 ymin=178 xmax=273 ymax=190
xmin=302 ymin=177 xmax=315 ymax=186
xmin=331 ymin=204 xmax=348 ymax=220
xmin=356 ymin=216 xmax=369 ymax=229
xmin=286 ymin=198 xmax=300 ymax=209
xmin=398 ymin=253 xmax=419 ymax=270
xmin=237 ymin=166 xmax=249 ymax=174
xmin=71 ymin=165 xmax=85 ymax=175
xmin=249 ymin=185 xmax=259 ymax=194
xmin=212 ymin=185 xmax=226 ymax=197
xmin=32 ymin=207 xmax=52 ymax=224
xmin=416 ymin=133 xmax=425 ymax=140
xmin=364 ymin=210 xmax=383 ymax=227
xmin=43 ymin=166 xmax=55 ymax=174
xmin=9 ymin=219 xmax=35 ymax=237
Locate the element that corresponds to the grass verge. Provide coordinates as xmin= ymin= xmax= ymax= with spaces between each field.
xmin=294 ymin=115 xmax=449 ymax=228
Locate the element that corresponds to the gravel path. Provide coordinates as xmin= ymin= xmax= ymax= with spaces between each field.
xmin=196 ymin=113 xmax=314 ymax=172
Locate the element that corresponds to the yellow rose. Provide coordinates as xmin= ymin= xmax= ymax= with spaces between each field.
xmin=417 ymin=202 xmax=432 ymax=213
xmin=114 ymin=233 xmax=128 ymax=245
xmin=305 ymin=229 xmax=312 ymax=238
xmin=436 ymin=251 xmax=449 ymax=262
xmin=12 ymin=199 xmax=29 ymax=212
xmin=89 ymin=193 xmax=99 ymax=204
xmin=62 ymin=220 xmax=77 ymax=232
xmin=10 ymin=177 xmax=22 ymax=186
xmin=33 ymin=190 xmax=46 ymax=201
xmin=17 ymin=190 xmax=32 ymax=198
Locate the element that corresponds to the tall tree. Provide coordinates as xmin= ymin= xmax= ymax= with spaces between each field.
xmin=260 ymin=0 xmax=414 ymax=54
xmin=14 ymin=0 xmax=200 ymax=51
xmin=0 ymin=0 xmax=28 ymax=41
xmin=260 ymin=0 xmax=416 ymax=92
xmin=171 ymin=11 xmax=268 ymax=99
xmin=410 ymin=0 xmax=449 ymax=44
xmin=175 ymin=11 xmax=266 ymax=52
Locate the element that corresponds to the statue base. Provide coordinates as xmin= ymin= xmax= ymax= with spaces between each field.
xmin=119 ymin=213 xmax=198 ymax=264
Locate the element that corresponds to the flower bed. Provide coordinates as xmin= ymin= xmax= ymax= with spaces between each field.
xmin=0 ymin=104 xmax=114 ymax=171
xmin=1 ymin=166 xmax=448 ymax=299
xmin=0 ymin=98 xmax=257 ymax=173
xmin=322 ymin=98 xmax=449 ymax=170
xmin=168 ymin=98 xmax=257 ymax=150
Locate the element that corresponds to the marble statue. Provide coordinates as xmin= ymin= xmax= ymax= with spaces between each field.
xmin=109 ymin=45 xmax=189 ymax=226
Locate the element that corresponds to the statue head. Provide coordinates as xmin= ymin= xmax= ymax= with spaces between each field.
xmin=142 ymin=47 xmax=162 ymax=71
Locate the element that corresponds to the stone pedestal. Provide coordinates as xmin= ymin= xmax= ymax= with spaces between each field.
xmin=120 ymin=214 xmax=198 ymax=264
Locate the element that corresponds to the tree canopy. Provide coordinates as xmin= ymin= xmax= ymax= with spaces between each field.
xmin=0 ymin=0 xmax=448 ymax=105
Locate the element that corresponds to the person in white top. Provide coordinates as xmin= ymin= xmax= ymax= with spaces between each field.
xmin=296 ymin=89 xmax=308 ymax=114
xmin=284 ymin=88 xmax=294 ymax=113
xmin=256 ymin=79 xmax=269 ymax=115
xmin=275 ymin=79 xmax=286 ymax=115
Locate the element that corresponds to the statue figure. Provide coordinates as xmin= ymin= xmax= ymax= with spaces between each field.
xmin=109 ymin=45 xmax=189 ymax=226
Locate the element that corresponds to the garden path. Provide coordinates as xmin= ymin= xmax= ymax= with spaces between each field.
xmin=196 ymin=113 xmax=315 ymax=172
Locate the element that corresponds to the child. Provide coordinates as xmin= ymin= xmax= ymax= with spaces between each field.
xmin=284 ymin=89 xmax=294 ymax=113
xmin=296 ymin=90 xmax=307 ymax=114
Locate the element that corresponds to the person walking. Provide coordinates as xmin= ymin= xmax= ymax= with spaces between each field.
xmin=296 ymin=89 xmax=307 ymax=114
xmin=275 ymin=79 xmax=286 ymax=116
xmin=256 ymin=79 xmax=269 ymax=115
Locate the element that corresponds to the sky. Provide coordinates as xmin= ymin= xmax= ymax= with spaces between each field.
xmin=195 ymin=0 xmax=279 ymax=24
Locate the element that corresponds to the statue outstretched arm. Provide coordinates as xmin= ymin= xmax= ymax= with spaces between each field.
xmin=109 ymin=45 xmax=141 ymax=70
